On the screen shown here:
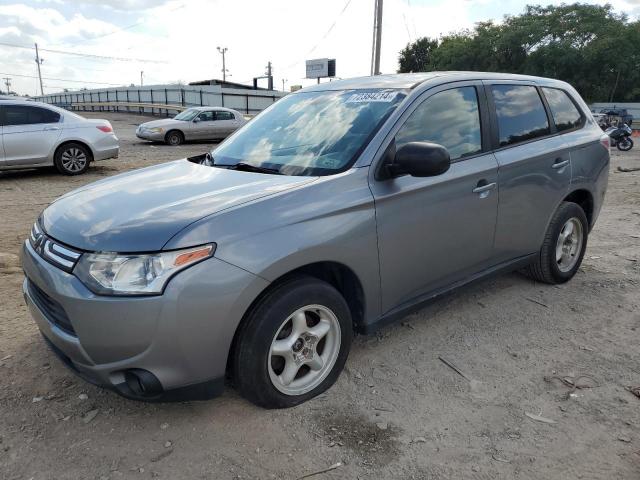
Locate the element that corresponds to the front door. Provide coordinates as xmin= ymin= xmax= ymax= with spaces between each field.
xmin=370 ymin=83 xmax=499 ymax=313
xmin=2 ymin=104 xmax=62 ymax=165
xmin=191 ymin=110 xmax=216 ymax=140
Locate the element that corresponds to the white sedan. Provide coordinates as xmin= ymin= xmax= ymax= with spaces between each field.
xmin=0 ymin=99 xmax=119 ymax=175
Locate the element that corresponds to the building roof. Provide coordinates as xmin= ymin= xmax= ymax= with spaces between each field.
xmin=188 ymin=79 xmax=265 ymax=90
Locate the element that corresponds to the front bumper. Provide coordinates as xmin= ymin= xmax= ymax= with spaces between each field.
xmin=21 ymin=240 xmax=269 ymax=401
xmin=136 ymin=128 xmax=165 ymax=142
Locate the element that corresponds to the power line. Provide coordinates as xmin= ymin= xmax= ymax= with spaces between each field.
xmin=70 ymin=3 xmax=186 ymax=45
xmin=285 ymin=0 xmax=353 ymax=69
xmin=0 ymin=71 xmax=125 ymax=86
xmin=0 ymin=41 xmax=166 ymax=63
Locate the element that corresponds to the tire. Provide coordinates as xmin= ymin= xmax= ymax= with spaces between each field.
xmin=165 ymin=130 xmax=184 ymax=146
xmin=617 ymin=137 xmax=633 ymax=151
xmin=54 ymin=142 xmax=91 ymax=175
xmin=232 ymin=276 xmax=353 ymax=408
xmin=523 ymin=201 xmax=588 ymax=284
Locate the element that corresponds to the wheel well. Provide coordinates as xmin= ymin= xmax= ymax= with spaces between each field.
xmin=225 ymin=262 xmax=365 ymax=378
xmin=165 ymin=129 xmax=183 ymax=140
xmin=54 ymin=140 xmax=94 ymax=162
xmin=563 ymin=189 xmax=594 ymax=227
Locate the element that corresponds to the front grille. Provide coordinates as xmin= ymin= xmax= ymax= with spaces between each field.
xmin=28 ymin=280 xmax=76 ymax=336
xmin=29 ymin=222 xmax=82 ymax=272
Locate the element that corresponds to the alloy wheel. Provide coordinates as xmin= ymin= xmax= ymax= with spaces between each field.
xmin=60 ymin=147 xmax=87 ymax=173
xmin=268 ymin=304 xmax=341 ymax=396
xmin=555 ymin=217 xmax=584 ymax=272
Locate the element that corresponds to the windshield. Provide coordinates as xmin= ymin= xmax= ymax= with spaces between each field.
xmin=210 ymin=89 xmax=406 ymax=176
xmin=174 ymin=108 xmax=199 ymax=121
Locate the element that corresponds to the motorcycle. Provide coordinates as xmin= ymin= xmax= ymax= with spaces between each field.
xmin=605 ymin=123 xmax=634 ymax=151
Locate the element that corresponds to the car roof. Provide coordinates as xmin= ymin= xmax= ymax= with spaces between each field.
xmin=300 ymin=71 xmax=567 ymax=92
xmin=188 ymin=106 xmax=240 ymax=113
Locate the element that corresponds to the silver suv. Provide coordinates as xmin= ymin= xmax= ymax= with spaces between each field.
xmin=0 ymin=100 xmax=119 ymax=175
xmin=22 ymin=73 xmax=609 ymax=408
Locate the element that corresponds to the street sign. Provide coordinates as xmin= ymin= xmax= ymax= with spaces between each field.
xmin=305 ymin=58 xmax=336 ymax=79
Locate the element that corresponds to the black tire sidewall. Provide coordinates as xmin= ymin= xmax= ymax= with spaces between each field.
xmin=544 ymin=202 xmax=589 ymax=283
xmin=233 ymin=276 xmax=353 ymax=408
xmin=54 ymin=143 xmax=91 ymax=175
xmin=166 ymin=131 xmax=183 ymax=146
xmin=617 ymin=138 xmax=633 ymax=151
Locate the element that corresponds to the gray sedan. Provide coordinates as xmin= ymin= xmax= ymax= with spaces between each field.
xmin=136 ymin=107 xmax=246 ymax=146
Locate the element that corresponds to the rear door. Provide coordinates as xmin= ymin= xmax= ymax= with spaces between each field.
xmin=485 ymin=82 xmax=572 ymax=262
xmin=213 ymin=110 xmax=239 ymax=137
xmin=2 ymin=104 xmax=62 ymax=165
xmin=0 ymin=106 xmax=5 ymax=165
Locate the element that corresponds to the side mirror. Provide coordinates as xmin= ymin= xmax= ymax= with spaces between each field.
xmin=388 ymin=142 xmax=451 ymax=178
xmin=193 ymin=117 xmax=200 ymax=123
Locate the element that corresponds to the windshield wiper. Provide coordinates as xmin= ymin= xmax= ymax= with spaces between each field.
xmin=228 ymin=162 xmax=282 ymax=175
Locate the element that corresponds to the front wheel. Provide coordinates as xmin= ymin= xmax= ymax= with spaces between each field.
xmin=617 ymin=137 xmax=633 ymax=151
xmin=232 ymin=276 xmax=352 ymax=408
xmin=523 ymin=201 xmax=588 ymax=284
xmin=165 ymin=130 xmax=184 ymax=146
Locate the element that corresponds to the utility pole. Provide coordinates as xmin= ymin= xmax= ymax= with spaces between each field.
xmin=217 ymin=47 xmax=228 ymax=82
xmin=2 ymin=77 xmax=11 ymax=95
xmin=282 ymin=78 xmax=287 ymax=92
xmin=265 ymin=61 xmax=273 ymax=90
xmin=34 ymin=43 xmax=44 ymax=95
xmin=140 ymin=71 xmax=144 ymax=86
xmin=370 ymin=0 xmax=383 ymax=75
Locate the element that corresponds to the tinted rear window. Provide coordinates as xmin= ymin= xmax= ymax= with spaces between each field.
xmin=491 ymin=85 xmax=550 ymax=147
xmin=2 ymin=105 xmax=61 ymax=126
xmin=542 ymin=87 xmax=583 ymax=131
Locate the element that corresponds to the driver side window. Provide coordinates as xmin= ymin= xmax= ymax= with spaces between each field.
xmin=395 ymin=86 xmax=482 ymax=160
xmin=197 ymin=111 xmax=215 ymax=122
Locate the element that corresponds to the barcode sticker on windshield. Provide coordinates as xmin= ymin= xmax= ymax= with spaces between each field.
xmin=346 ymin=92 xmax=398 ymax=103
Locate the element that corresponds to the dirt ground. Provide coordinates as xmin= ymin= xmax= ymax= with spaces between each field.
xmin=0 ymin=112 xmax=639 ymax=480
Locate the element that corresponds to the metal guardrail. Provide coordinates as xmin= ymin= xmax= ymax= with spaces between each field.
xmin=36 ymin=87 xmax=282 ymax=117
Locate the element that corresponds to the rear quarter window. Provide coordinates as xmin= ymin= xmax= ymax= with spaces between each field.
xmin=491 ymin=85 xmax=550 ymax=147
xmin=541 ymin=87 xmax=584 ymax=132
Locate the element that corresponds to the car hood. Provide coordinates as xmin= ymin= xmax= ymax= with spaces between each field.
xmin=138 ymin=118 xmax=183 ymax=129
xmin=41 ymin=160 xmax=316 ymax=252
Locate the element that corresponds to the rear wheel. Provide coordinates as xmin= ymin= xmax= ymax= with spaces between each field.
xmin=233 ymin=276 xmax=352 ymax=408
xmin=523 ymin=201 xmax=588 ymax=284
xmin=54 ymin=143 xmax=91 ymax=175
xmin=617 ymin=137 xmax=633 ymax=151
xmin=165 ymin=130 xmax=184 ymax=146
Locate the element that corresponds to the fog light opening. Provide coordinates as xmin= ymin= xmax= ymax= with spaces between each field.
xmin=124 ymin=369 xmax=163 ymax=398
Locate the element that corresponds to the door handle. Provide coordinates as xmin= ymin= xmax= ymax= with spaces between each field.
xmin=552 ymin=159 xmax=569 ymax=169
xmin=44 ymin=127 xmax=60 ymax=131
xmin=473 ymin=182 xmax=497 ymax=194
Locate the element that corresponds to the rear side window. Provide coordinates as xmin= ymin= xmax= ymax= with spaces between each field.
xmin=3 ymin=105 xmax=61 ymax=126
xmin=215 ymin=111 xmax=234 ymax=120
xmin=491 ymin=85 xmax=549 ymax=147
xmin=395 ymin=86 xmax=482 ymax=160
xmin=542 ymin=87 xmax=583 ymax=131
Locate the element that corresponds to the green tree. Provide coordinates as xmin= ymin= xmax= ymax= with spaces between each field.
xmin=397 ymin=3 xmax=640 ymax=102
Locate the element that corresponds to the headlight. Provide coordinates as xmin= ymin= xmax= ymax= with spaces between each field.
xmin=148 ymin=127 xmax=163 ymax=133
xmin=74 ymin=244 xmax=215 ymax=296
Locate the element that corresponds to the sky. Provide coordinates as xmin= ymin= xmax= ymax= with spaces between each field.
xmin=1 ymin=0 xmax=639 ymax=96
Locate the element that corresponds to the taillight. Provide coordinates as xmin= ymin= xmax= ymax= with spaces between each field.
xmin=96 ymin=125 xmax=112 ymax=133
xmin=600 ymin=133 xmax=610 ymax=150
